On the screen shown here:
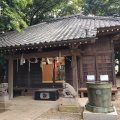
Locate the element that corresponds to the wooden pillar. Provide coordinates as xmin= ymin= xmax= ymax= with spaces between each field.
xmin=71 ymin=51 xmax=78 ymax=92
xmin=112 ymin=52 xmax=116 ymax=86
xmin=27 ymin=72 xmax=30 ymax=87
xmin=27 ymin=60 xmax=31 ymax=86
xmin=79 ymin=57 xmax=83 ymax=87
xmin=52 ymin=58 xmax=56 ymax=84
xmin=8 ymin=57 xmax=13 ymax=99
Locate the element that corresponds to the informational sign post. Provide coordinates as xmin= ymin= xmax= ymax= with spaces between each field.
xmin=87 ymin=75 xmax=95 ymax=81
xmin=100 ymin=75 xmax=109 ymax=81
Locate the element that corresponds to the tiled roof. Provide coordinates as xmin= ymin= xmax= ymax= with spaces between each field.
xmin=0 ymin=14 xmax=120 ymax=48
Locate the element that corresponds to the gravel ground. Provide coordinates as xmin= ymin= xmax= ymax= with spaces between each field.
xmin=36 ymin=90 xmax=120 ymax=120
xmin=36 ymin=109 xmax=81 ymax=120
xmin=112 ymin=90 xmax=120 ymax=120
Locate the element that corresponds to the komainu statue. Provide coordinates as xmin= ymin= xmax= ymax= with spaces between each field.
xmin=0 ymin=83 xmax=8 ymax=96
xmin=62 ymin=83 xmax=77 ymax=97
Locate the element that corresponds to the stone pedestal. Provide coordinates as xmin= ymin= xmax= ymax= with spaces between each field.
xmin=0 ymin=102 xmax=10 ymax=110
xmin=0 ymin=95 xmax=9 ymax=102
xmin=59 ymin=104 xmax=80 ymax=113
xmin=61 ymin=97 xmax=78 ymax=106
xmin=0 ymin=95 xmax=10 ymax=109
xmin=59 ymin=97 xmax=80 ymax=113
xmin=83 ymin=106 xmax=118 ymax=120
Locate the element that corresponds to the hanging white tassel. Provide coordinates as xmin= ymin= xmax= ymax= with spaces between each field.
xmin=35 ymin=58 xmax=38 ymax=63
xmin=57 ymin=57 xmax=59 ymax=63
xmin=20 ymin=54 xmax=25 ymax=65
xmin=40 ymin=61 xmax=42 ymax=68
xmin=46 ymin=58 xmax=50 ymax=64
xmin=20 ymin=54 xmax=24 ymax=65
xmin=23 ymin=58 xmax=25 ymax=63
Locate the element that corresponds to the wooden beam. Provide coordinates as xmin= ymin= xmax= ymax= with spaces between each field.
xmin=6 ymin=49 xmax=82 ymax=60
xmin=97 ymin=31 xmax=120 ymax=37
xmin=0 ymin=38 xmax=95 ymax=51
xmin=82 ymin=50 xmax=114 ymax=56
xmin=8 ymin=57 xmax=13 ymax=99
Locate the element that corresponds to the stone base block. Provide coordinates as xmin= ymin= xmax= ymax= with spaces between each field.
xmin=59 ymin=105 xmax=80 ymax=113
xmin=61 ymin=97 xmax=78 ymax=106
xmin=83 ymin=106 xmax=118 ymax=120
xmin=0 ymin=95 xmax=9 ymax=102
xmin=0 ymin=102 xmax=10 ymax=110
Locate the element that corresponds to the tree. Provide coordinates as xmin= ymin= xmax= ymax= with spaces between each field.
xmin=0 ymin=0 xmax=77 ymax=31
xmin=0 ymin=0 xmax=32 ymax=32
xmin=81 ymin=0 xmax=120 ymax=16
xmin=51 ymin=0 xmax=82 ymax=18
xmin=24 ymin=0 xmax=79 ymax=25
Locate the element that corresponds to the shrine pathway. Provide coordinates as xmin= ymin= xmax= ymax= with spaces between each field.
xmin=0 ymin=96 xmax=82 ymax=120
xmin=0 ymin=77 xmax=120 ymax=120
xmin=0 ymin=94 xmax=119 ymax=120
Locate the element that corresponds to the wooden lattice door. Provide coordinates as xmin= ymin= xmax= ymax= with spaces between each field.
xmin=96 ymin=55 xmax=112 ymax=82
xmin=82 ymin=56 xmax=96 ymax=87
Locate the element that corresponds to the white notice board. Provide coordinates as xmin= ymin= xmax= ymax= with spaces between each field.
xmin=87 ymin=75 xmax=95 ymax=81
xmin=100 ymin=75 xmax=109 ymax=81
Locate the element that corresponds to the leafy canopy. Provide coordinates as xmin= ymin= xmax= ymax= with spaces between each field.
xmin=0 ymin=0 xmax=32 ymax=32
xmin=0 ymin=0 xmax=83 ymax=32
xmin=82 ymin=0 xmax=120 ymax=16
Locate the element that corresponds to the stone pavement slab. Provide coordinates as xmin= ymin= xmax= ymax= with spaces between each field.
xmin=0 ymin=96 xmax=81 ymax=120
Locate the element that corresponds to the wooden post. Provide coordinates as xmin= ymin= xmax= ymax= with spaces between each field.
xmin=53 ymin=58 xmax=56 ymax=84
xmin=27 ymin=60 xmax=30 ymax=87
xmin=95 ymin=54 xmax=98 ymax=81
xmin=27 ymin=72 xmax=30 ymax=87
xmin=112 ymin=52 xmax=116 ymax=86
xmin=8 ymin=57 xmax=13 ymax=99
xmin=79 ymin=57 xmax=83 ymax=87
xmin=71 ymin=50 xmax=78 ymax=92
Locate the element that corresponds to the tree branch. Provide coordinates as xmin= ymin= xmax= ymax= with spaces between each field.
xmin=30 ymin=0 xmax=49 ymax=25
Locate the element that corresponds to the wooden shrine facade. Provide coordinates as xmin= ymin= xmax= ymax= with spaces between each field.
xmin=0 ymin=14 xmax=120 ymax=99
xmin=4 ymin=36 xmax=117 ymax=99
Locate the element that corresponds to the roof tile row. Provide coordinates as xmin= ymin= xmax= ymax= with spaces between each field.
xmin=0 ymin=14 xmax=120 ymax=48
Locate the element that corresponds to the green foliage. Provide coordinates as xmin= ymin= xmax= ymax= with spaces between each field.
xmin=0 ymin=0 xmax=119 ymax=32
xmin=24 ymin=0 xmax=70 ymax=25
xmin=0 ymin=0 xmax=32 ymax=32
xmin=53 ymin=0 xmax=82 ymax=17
xmin=82 ymin=0 xmax=120 ymax=16
xmin=0 ymin=0 xmax=79 ymax=31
